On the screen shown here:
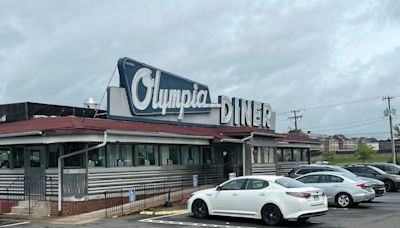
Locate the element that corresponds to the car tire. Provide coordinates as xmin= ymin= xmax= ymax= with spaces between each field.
xmin=384 ymin=180 xmax=394 ymax=192
xmin=261 ymin=204 xmax=283 ymax=226
xmin=191 ymin=199 xmax=209 ymax=219
xmin=335 ymin=193 xmax=353 ymax=208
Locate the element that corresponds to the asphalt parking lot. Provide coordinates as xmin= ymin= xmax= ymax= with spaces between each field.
xmin=127 ymin=192 xmax=400 ymax=228
xmin=2 ymin=192 xmax=400 ymax=228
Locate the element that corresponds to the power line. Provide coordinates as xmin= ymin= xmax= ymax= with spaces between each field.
xmin=305 ymin=117 xmax=384 ymax=130
xmin=276 ymin=96 xmax=382 ymax=116
xmin=309 ymin=119 xmax=385 ymax=132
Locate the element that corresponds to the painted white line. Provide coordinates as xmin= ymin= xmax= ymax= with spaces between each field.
xmin=139 ymin=211 xmax=189 ymax=222
xmin=0 ymin=221 xmax=30 ymax=227
xmin=141 ymin=219 xmax=256 ymax=228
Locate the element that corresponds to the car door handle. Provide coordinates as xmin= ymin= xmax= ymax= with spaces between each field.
xmin=259 ymin=193 xmax=266 ymax=196
xmin=232 ymin=193 xmax=238 ymax=196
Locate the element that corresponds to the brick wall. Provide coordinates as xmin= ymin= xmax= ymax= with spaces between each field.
xmin=50 ymin=197 xmax=129 ymax=216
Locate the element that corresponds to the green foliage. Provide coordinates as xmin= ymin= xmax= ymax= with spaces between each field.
xmin=322 ymin=151 xmax=336 ymax=162
xmin=355 ymin=143 xmax=375 ymax=163
xmin=394 ymin=124 xmax=400 ymax=139
xmin=288 ymin=129 xmax=304 ymax=134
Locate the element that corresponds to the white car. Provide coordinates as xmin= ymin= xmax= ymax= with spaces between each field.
xmin=188 ymin=175 xmax=328 ymax=226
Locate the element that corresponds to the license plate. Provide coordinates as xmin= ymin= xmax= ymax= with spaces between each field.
xmin=313 ymin=195 xmax=319 ymax=201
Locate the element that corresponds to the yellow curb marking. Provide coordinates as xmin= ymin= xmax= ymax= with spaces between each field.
xmin=140 ymin=209 xmax=188 ymax=215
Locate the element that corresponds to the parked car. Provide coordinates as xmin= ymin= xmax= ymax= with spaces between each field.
xmin=295 ymin=172 xmax=375 ymax=208
xmin=288 ymin=164 xmax=386 ymax=197
xmin=188 ymin=175 xmax=328 ymax=226
xmin=369 ymin=163 xmax=400 ymax=175
xmin=343 ymin=164 xmax=400 ymax=192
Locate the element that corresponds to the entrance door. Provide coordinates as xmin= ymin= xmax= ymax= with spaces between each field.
xmin=223 ymin=151 xmax=233 ymax=179
xmin=25 ymin=146 xmax=46 ymax=197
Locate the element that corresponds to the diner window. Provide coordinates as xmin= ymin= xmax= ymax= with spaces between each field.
xmin=108 ymin=144 xmax=133 ymax=167
xmin=48 ymin=144 xmax=61 ymax=168
xmin=0 ymin=148 xmax=10 ymax=169
xmin=12 ymin=147 xmax=24 ymax=168
xmin=137 ymin=144 xmax=158 ymax=166
xmin=251 ymin=147 xmax=262 ymax=164
xmin=202 ymin=148 xmax=215 ymax=164
xmin=277 ymin=148 xmax=283 ymax=162
xmin=283 ymin=148 xmax=292 ymax=162
xmin=263 ymin=147 xmax=275 ymax=163
xmin=161 ymin=145 xmax=181 ymax=165
xmin=64 ymin=144 xmax=85 ymax=168
xmin=88 ymin=146 xmax=106 ymax=167
xmin=182 ymin=146 xmax=200 ymax=165
xmin=293 ymin=149 xmax=302 ymax=162
xmin=302 ymin=149 xmax=309 ymax=161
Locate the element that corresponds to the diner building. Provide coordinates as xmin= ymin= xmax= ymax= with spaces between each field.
xmin=0 ymin=57 xmax=317 ymax=216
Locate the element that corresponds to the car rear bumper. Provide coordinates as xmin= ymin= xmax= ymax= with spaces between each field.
xmin=298 ymin=210 xmax=328 ymax=219
xmin=353 ymin=192 xmax=375 ymax=202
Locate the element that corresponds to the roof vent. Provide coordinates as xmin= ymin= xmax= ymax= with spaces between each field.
xmin=84 ymin=97 xmax=99 ymax=109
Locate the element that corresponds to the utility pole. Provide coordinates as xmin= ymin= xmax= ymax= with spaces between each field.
xmin=289 ymin=110 xmax=302 ymax=132
xmin=383 ymin=96 xmax=396 ymax=164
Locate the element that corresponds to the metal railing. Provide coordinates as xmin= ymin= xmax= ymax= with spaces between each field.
xmin=3 ymin=176 xmax=53 ymax=215
xmin=104 ymin=175 xmax=226 ymax=217
xmin=5 ymin=177 xmax=25 ymax=214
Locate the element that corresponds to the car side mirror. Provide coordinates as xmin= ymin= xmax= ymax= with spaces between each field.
xmin=216 ymin=186 xmax=221 ymax=191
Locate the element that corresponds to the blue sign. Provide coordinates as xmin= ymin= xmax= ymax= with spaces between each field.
xmin=129 ymin=187 xmax=136 ymax=202
xmin=118 ymin=57 xmax=212 ymax=117
xmin=192 ymin=175 xmax=198 ymax=187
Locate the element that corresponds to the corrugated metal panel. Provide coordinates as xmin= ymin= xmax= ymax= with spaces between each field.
xmin=251 ymin=164 xmax=276 ymax=175
xmin=87 ymin=165 xmax=223 ymax=195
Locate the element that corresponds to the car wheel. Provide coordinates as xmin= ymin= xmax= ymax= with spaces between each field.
xmin=384 ymin=180 xmax=394 ymax=192
xmin=261 ymin=204 xmax=283 ymax=226
xmin=191 ymin=199 xmax=209 ymax=219
xmin=335 ymin=193 xmax=353 ymax=208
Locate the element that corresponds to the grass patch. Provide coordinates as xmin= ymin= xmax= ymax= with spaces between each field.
xmin=312 ymin=155 xmax=392 ymax=165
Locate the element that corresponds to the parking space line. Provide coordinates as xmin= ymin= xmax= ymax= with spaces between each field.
xmin=140 ymin=213 xmax=256 ymax=228
xmin=140 ymin=218 xmax=256 ymax=228
xmin=0 ymin=222 xmax=30 ymax=227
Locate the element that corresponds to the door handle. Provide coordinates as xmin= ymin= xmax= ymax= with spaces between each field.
xmin=259 ymin=193 xmax=266 ymax=196
xmin=232 ymin=193 xmax=238 ymax=196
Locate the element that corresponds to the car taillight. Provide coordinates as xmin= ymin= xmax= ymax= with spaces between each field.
xmin=286 ymin=192 xmax=311 ymax=199
xmin=357 ymin=183 xmax=368 ymax=189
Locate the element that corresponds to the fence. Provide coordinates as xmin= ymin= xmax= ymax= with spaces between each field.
xmin=2 ymin=176 xmax=54 ymax=215
xmin=104 ymin=175 xmax=226 ymax=217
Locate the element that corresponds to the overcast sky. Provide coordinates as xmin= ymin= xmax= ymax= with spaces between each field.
xmin=1 ymin=0 xmax=400 ymax=138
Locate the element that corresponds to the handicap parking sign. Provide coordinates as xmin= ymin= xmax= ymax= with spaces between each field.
xmin=129 ymin=187 xmax=136 ymax=202
xmin=192 ymin=175 xmax=198 ymax=187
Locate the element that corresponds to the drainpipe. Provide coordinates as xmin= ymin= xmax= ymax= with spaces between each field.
xmin=57 ymin=131 xmax=108 ymax=214
xmin=241 ymin=133 xmax=254 ymax=176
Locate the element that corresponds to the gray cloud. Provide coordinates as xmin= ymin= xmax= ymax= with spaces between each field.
xmin=1 ymin=0 xmax=400 ymax=138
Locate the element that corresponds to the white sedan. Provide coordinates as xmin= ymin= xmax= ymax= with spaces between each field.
xmin=188 ymin=175 xmax=328 ymax=226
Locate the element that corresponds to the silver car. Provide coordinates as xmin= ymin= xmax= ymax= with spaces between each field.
xmin=296 ymin=172 xmax=375 ymax=208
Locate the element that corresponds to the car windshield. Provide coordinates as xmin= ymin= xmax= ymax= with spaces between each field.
xmin=369 ymin=166 xmax=387 ymax=174
xmin=275 ymin=177 xmax=306 ymax=188
xmin=334 ymin=167 xmax=358 ymax=178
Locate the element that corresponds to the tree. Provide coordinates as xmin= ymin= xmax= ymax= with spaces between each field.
xmin=355 ymin=143 xmax=375 ymax=163
xmin=288 ymin=129 xmax=304 ymax=134
xmin=394 ymin=124 xmax=400 ymax=139
xmin=322 ymin=151 xmax=335 ymax=162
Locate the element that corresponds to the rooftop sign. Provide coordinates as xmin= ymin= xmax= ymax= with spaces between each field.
xmin=118 ymin=57 xmax=216 ymax=119
xmin=109 ymin=57 xmax=275 ymax=130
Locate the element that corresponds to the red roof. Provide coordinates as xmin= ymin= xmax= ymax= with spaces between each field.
xmin=0 ymin=116 xmax=280 ymax=143
xmin=278 ymin=133 xmax=321 ymax=144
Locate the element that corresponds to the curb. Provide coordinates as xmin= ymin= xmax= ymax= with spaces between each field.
xmin=139 ymin=209 xmax=188 ymax=215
